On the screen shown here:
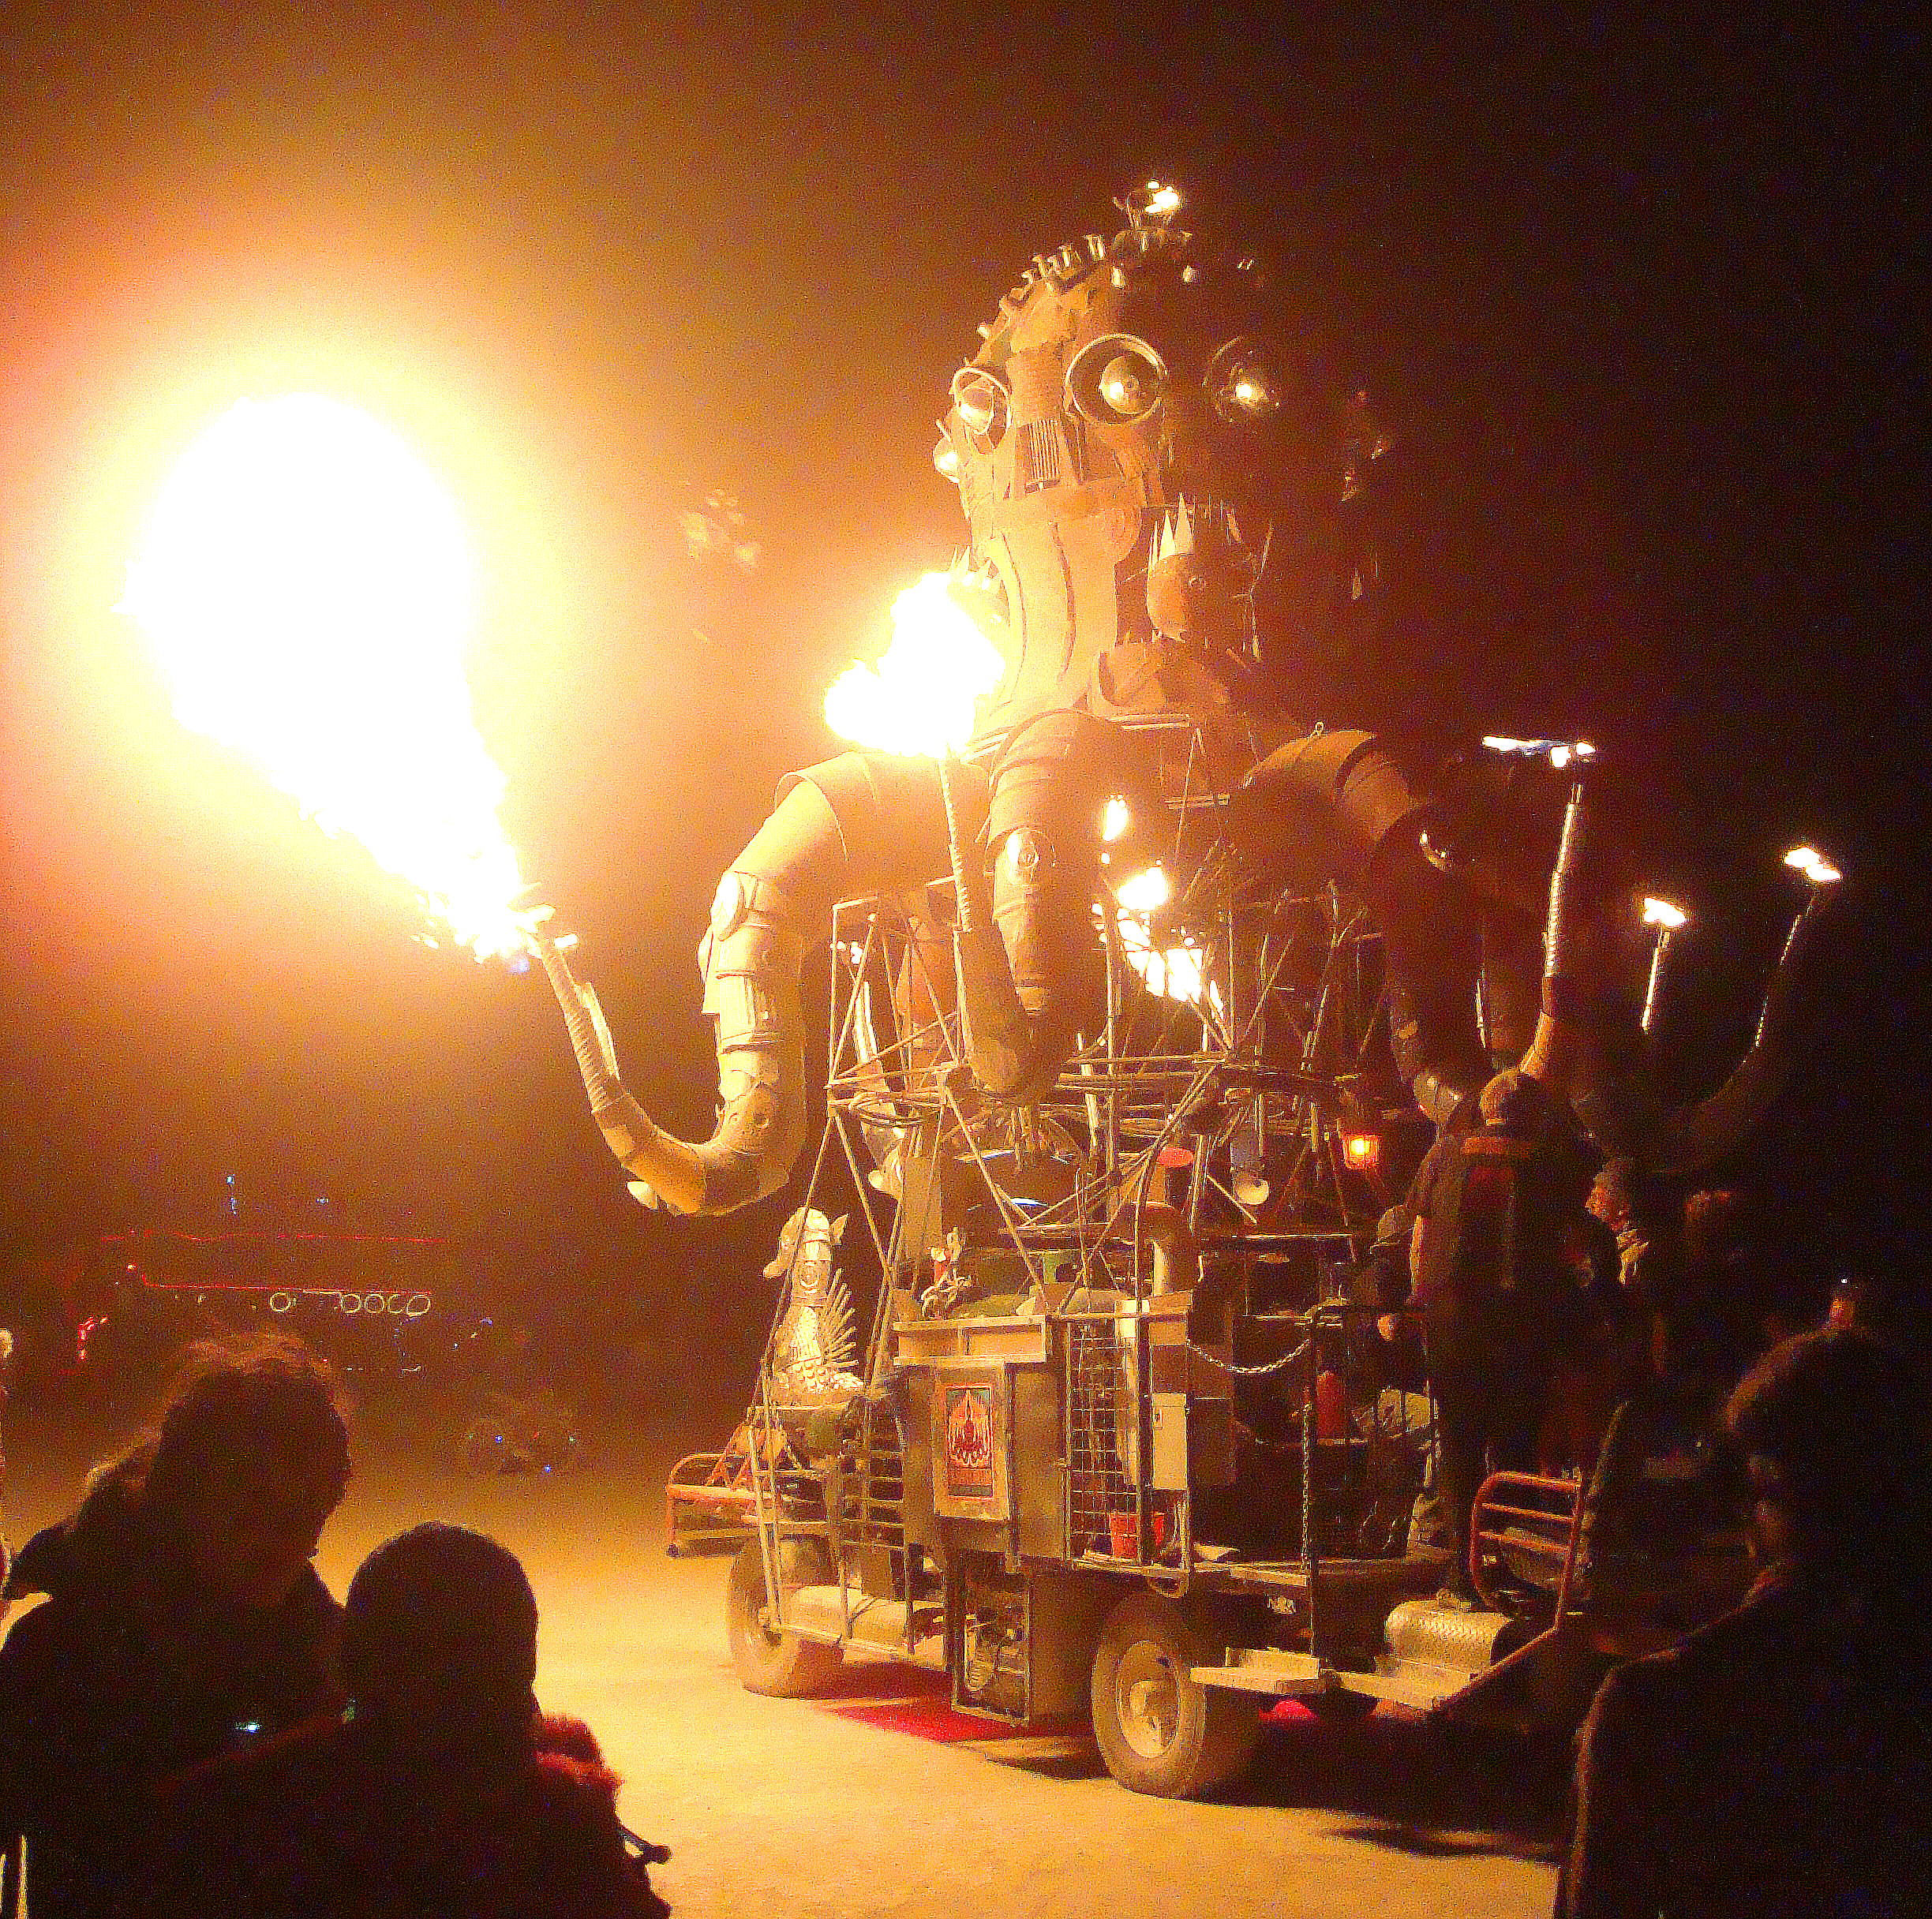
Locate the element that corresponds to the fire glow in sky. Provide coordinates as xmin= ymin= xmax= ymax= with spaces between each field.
xmin=822 ymin=571 xmax=1005 ymax=759
xmin=118 ymin=394 xmax=537 ymax=960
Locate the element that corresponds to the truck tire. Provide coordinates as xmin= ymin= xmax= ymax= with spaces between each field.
xmin=1090 ymin=1590 xmax=1261 ymax=1797
xmin=726 ymin=1537 xmax=843 ymax=1698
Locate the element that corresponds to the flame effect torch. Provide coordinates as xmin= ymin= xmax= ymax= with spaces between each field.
xmin=1641 ymin=896 xmax=1688 ymax=1035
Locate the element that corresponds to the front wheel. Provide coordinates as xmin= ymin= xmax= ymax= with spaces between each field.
xmin=1090 ymin=1592 xmax=1261 ymax=1797
xmin=726 ymin=1537 xmax=844 ymax=1697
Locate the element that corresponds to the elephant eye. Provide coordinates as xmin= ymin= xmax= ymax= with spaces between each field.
xmin=949 ymin=367 xmax=1010 ymax=450
xmin=1065 ymin=333 xmax=1168 ymax=427
xmin=1099 ymin=353 xmax=1159 ymax=418
xmin=1207 ymin=338 xmax=1283 ymax=423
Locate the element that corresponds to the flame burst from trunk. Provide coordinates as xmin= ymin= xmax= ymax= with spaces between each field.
xmin=118 ymin=395 xmax=537 ymax=960
xmin=823 ymin=572 xmax=1005 ymax=758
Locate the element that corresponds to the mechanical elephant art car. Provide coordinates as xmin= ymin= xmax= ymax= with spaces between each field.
xmin=545 ymin=186 xmax=1840 ymax=1797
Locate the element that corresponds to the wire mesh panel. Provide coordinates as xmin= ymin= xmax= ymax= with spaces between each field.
xmin=837 ymin=1397 xmax=906 ymax=1551
xmin=1065 ymin=1314 xmax=1131 ymax=1558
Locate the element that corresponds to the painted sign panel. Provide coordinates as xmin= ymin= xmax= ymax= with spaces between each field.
xmin=943 ymin=1382 xmax=996 ymax=1498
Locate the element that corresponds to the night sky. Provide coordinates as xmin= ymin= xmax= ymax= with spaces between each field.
xmin=2 ymin=11 xmax=1925 ymax=1360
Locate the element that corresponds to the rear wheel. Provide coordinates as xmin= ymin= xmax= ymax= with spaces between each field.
xmin=726 ymin=1537 xmax=843 ymax=1697
xmin=1089 ymin=1591 xmax=1261 ymax=1797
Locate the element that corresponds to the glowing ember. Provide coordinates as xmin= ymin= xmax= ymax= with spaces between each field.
xmin=823 ymin=572 xmax=1006 ymax=759
xmin=1115 ymin=911 xmax=1216 ymax=1010
xmin=118 ymin=395 xmax=538 ymax=960
xmin=1110 ymin=865 xmax=1218 ymax=1011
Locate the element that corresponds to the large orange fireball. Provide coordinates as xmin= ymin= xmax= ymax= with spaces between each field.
xmin=822 ymin=570 xmax=1005 ymax=759
xmin=118 ymin=393 xmax=537 ymax=959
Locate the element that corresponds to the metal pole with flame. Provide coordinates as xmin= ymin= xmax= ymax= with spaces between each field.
xmin=1641 ymin=896 xmax=1688 ymax=1036
xmin=1769 ymin=845 xmax=1842 ymax=1046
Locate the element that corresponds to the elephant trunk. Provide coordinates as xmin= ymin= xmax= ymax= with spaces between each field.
xmin=544 ymin=752 xmax=975 ymax=1215
xmin=1478 ymin=906 xmax=1547 ymax=1066
xmin=1244 ymin=730 xmax=1491 ymax=1128
xmin=953 ymin=709 xmax=1114 ymax=1103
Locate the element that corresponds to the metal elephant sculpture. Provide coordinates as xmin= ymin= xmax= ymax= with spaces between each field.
xmin=537 ymin=185 xmax=1836 ymax=1245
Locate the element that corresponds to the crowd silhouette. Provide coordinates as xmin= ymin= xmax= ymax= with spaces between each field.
xmin=0 ymin=1335 xmax=666 ymax=1918
xmin=2 ymin=1307 xmax=1926 ymax=1917
xmin=1557 ymin=1326 xmax=1932 ymax=1917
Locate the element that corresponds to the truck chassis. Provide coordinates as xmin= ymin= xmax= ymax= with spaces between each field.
xmin=668 ymin=718 xmax=1747 ymax=1796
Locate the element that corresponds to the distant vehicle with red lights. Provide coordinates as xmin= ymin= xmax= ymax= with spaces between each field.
xmin=4 ymin=1228 xmax=465 ymax=1390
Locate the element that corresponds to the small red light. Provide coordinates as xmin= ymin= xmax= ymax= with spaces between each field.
xmin=1342 ymin=1133 xmax=1379 ymax=1170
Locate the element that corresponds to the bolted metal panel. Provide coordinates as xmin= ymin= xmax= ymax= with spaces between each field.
xmin=1012 ymin=1362 xmax=1066 ymax=1559
xmin=898 ymin=1364 xmax=938 ymax=1547
xmin=1150 ymin=1391 xmax=1189 ymax=1491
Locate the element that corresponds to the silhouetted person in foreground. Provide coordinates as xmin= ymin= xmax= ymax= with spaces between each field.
xmin=1557 ymin=1326 xmax=1932 ymax=1917
xmin=169 ymin=1523 xmax=669 ymax=1918
xmin=0 ymin=1334 xmax=351 ymax=1918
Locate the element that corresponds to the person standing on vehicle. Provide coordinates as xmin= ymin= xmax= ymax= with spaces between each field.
xmin=1410 ymin=1069 xmax=1597 ymax=1599
xmin=1556 ymin=1325 xmax=1932 ymax=1917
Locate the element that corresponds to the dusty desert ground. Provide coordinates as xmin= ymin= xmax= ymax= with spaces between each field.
xmin=2 ymin=1392 xmax=1560 ymax=1917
